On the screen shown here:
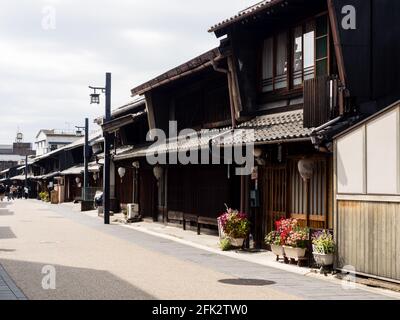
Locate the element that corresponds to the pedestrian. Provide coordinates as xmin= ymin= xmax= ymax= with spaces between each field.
xmin=5 ymin=185 xmax=10 ymax=201
xmin=0 ymin=184 xmax=5 ymax=202
xmin=24 ymin=186 xmax=29 ymax=199
xmin=17 ymin=186 xmax=22 ymax=199
xmin=10 ymin=185 xmax=16 ymax=200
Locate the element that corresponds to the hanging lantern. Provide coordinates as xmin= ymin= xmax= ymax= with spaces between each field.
xmin=93 ymin=172 xmax=98 ymax=181
xmin=90 ymin=93 xmax=100 ymax=104
xmin=132 ymin=161 xmax=140 ymax=169
xmin=153 ymin=166 xmax=163 ymax=181
xmin=298 ymin=158 xmax=315 ymax=181
xmin=118 ymin=167 xmax=126 ymax=183
xmin=75 ymin=177 xmax=81 ymax=184
xmin=253 ymin=148 xmax=263 ymax=158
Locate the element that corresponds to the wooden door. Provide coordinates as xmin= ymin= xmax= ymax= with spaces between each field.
xmin=261 ymin=165 xmax=287 ymax=238
xmin=139 ymin=168 xmax=157 ymax=220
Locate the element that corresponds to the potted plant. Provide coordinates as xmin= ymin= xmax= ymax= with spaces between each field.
xmin=312 ymin=230 xmax=335 ymax=267
xmin=219 ymin=208 xmax=250 ymax=248
xmin=283 ymin=227 xmax=309 ymax=261
xmin=265 ymin=231 xmax=284 ymax=260
xmin=265 ymin=218 xmax=299 ymax=261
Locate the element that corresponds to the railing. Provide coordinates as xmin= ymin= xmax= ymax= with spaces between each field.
xmin=303 ymin=75 xmax=342 ymax=128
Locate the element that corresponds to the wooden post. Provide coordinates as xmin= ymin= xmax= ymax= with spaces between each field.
xmin=305 ymin=179 xmax=310 ymax=228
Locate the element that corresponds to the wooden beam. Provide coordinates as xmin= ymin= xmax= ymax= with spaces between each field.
xmin=144 ymin=92 xmax=156 ymax=137
xmin=227 ymin=56 xmax=243 ymax=117
xmin=327 ymin=0 xmax=347 ymax=87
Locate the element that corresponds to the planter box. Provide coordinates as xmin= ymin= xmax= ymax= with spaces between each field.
xmin=229 ymin=238 xmax=245 ymax=248
xmin=283 ymin=246 xmax=306 ymax=261
xmin=313 ymin=253 xmax=334 ymax=266
xmin=271 ymin=244 xmax=285 ymax=260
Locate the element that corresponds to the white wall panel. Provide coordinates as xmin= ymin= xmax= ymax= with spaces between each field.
xmin=366 ymin=108 xmax=400 ymax=195
xmin=337 ymin=127 xmax=365 ymax=194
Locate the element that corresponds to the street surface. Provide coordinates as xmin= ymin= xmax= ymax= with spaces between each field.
xmin=0 ymin=200 xmax=397 ymax=300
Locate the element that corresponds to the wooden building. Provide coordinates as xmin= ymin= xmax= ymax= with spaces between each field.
xmin=334 ymin=100 xmax=400 ymax=283
xmin=208 ymin=0 xmax=400 ymax=246
xmin=110 ymin=51 xmax=241 ymax=228
xmin=31 ymin=133 xmax=103 ymax=204
xmin=98 ymin=0 xmax=400 ymax=257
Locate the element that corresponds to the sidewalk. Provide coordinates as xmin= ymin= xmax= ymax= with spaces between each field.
xmin=0 ymin=263 xmax=26 ymax=300
xmin=64 ymin=203 xmax=400 ymax=299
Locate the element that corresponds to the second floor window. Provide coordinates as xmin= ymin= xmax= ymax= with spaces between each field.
xmin=262 ymin=32 xmax=288 ymax=92
xmin=261 ymin=14 xmax=329 ymax=94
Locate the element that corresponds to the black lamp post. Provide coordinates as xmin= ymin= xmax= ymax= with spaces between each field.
xmin=89 ymin=73 xmax=112 ymax=225
xmin=76 ymin=118 xmax=89 ymax=202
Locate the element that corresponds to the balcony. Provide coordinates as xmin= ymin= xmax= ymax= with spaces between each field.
xmin=303 ymin=75 xmax=343 ymax=128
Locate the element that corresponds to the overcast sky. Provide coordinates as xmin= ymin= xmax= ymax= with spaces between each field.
xmin=0 ymin=0 xmax=259 ymax=145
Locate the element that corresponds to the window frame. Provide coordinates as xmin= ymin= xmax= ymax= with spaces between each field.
xmin=259 ymin=11 xmax=330 ymax=96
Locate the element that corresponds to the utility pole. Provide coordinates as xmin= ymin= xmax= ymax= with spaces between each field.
xmin=103 ymin=73 xmax=112 ymax=225
xmin=89 ymin=72 xmax=112 ymax=225
xmin=24 ymin=154 xmax=28 ymax=193
xmin=83 ymin=118 xmax=89 ymax=201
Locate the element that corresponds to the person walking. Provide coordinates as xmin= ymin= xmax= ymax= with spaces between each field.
xmin=24 ymin=186 xmax=29 ymax=199
xmin=10 ymin=185 xmax=16 ymax=200
xmin=0 ymin=184 xmax=5 ymax=202
xmin=5 ymin=185 xmax=11 ymax=201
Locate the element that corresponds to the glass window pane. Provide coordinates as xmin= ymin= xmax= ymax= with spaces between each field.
xmin=316 ymin=37 xmax=327 ymax=60
xmin=316 ymin=59 xmax=328 ymax=77
xmin=293 ymin=26 xmax=303 ymax=86
xmin=303 ymin=23 xmax=315 ymax=80
xmin=275 ymin=32 xmax=287 ymax=89
xmin=316 ymin=15 xmax=328 ymax=37
xmin=262 ymin=37 xmax=273 ymax=92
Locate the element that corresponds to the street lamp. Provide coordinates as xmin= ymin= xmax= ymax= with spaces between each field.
xmin=89 ymin=73 xmax=112 ymax=225
xmin=90 ymin=91 xmax=101 ymax=105
xmin=76 ymin=119 xmax=89 ymax=202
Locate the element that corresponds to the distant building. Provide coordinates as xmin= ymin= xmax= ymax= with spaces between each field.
xmin=0 ymin=139 xmax=35 ymax=172
xmin=35 ymin=129 xmax=84 ymax=156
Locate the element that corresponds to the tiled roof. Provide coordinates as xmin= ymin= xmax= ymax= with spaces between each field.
xmin=102 ymin=110 xmax=147 ymax=133
xmin=130 ymin=48 xmax=221 ymax=96
xmin=219 ymin=110 xmax=313 ymax=145
xmin=209 ymin=0 xmax=284 ymax=34
xmin=113 ymin=128 xmax=231 ymax=161
xmin=113 ymin=110 xmax=311 ymax=160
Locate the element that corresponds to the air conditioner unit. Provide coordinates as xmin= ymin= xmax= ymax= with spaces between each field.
xmin=127 ymin=203 xmax=140 ymax=221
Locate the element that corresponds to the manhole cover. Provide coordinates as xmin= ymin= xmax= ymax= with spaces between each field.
xmin=218 ymin=279 xmax=275 ymax=286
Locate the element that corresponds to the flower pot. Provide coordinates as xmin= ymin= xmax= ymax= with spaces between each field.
xmin=270 ymin=244 xmax=285 ymax=258
xmin=313 ymin=253 xmax=334 ymax=266
xmin=283 ymin=246 xmax=306 ymax=260
xmin=229 ymin=238 xmax=245 ymax=248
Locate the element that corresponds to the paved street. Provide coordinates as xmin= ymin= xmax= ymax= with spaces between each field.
xmin=0 ymin=199 xmax=397 ymax=300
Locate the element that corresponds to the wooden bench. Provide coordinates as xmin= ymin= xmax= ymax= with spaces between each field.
xmin=183 ymin=214 xmax=198 ymax=231
xmin=197 ymin=217 xmax=218 ymax=235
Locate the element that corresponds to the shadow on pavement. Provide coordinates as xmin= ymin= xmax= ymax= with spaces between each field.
xmin=218 ymin=279 xmax=276 ymax=286
xmin=0 ymin=209 xmax=13 ymax=216
xmin=0 ymin=259 xmax=156 ymax=300
xmin=0 ymin=227 xmax=17 ymax=239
